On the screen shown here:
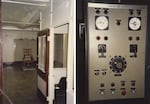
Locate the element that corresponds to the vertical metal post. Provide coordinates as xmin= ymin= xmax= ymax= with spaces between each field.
xmin=0 ymin=0 xmax=3 ymax=103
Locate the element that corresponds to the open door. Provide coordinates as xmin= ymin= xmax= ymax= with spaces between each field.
xmin=37 ymin=29 xmax=49 ymax=104
xmin=53 ymin=24 xmax=69 ymax=104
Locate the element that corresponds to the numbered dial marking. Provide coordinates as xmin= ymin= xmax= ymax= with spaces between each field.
xmin=129 ymin=17 xmax=141 ymax=30
xmin=95 ymin=16 xmax=109 ymax=30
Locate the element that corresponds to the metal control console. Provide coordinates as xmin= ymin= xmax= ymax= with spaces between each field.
xmin=88 ymin=3 xmax=147 ymax=101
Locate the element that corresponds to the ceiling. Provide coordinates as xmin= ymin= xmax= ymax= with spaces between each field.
xmin=2 ymin=0 xmax=50 ymax=29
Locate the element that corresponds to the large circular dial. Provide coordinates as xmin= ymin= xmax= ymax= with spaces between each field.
xmin=95 ymin=16 xmax=109 ymax=30
xmin=129 ymin=17 xmax=141 ymax=30
xmin=109 ymin=56 xmax=127 ymax=73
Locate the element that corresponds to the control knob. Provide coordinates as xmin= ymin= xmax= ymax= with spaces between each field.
xmin=109 ymin=56 xmax=127 ymax=73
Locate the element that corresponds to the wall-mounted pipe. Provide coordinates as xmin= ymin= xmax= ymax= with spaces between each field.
xmin=2 ymin=21 xmax=40 ymax=26
xmin=2 ymin=0 xmax=47 ymax=6
xmin=2 ymin=27 xmax=39 ymax=32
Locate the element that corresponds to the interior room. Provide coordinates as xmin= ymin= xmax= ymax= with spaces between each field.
xmin=1 ymin=0 xmax=74 ymax=104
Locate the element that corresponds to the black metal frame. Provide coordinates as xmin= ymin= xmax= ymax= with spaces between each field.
xmin=76 ymin=0 xmax=150 ymax=104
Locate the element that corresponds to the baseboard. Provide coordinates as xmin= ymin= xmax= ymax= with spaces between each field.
xmin=3 ymin=61 xmax=37 ymax=67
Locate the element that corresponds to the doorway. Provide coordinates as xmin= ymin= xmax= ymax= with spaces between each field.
xmin=37 ymin=29 xmax=49 ymax=104
xmin=53 ymin=24 xmax=69 ymax=104
xmin=1 ymin=1 xmax=48 ymax=104
xmin=2 ymin=31 xmax=45 ymax=104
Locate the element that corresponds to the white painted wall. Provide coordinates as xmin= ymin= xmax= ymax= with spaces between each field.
xmin=53 ymin=68 xmax=66 ymax=84
xmin=3 ymin=29 xmax=37 ymax=63
xmin=48 ymin=28 xmax=54 ymax=104
xmin=40 ymin=1 xmax=51 ymax=30
xmin=40 ymin=0 xmax=74 ymax=104
xmin=14 ymin=39 xmax=37 ymax=61
xmin=66 ymin=0 xmax=74 ymax=103
xmin=52 ymin=0 xmax=74 ymax=104
xmin=52 ymin=0 xmax=71 ymax=27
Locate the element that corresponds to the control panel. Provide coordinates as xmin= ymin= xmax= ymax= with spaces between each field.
xmin=88 ymin=3 xmax=147 ymax=101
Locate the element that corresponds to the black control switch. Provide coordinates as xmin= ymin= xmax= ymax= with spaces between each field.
xmin=130 ymin=44 xmax=137 ymax=52
xmin=137 ymin=9 xmax=141 ymax=15
xmin=94 ymin=70 xmax=100 ymax=76
xmin=130 ymin=44 xmax=137 ymax=57
xmin=104 ymin=8 xmax=109 ymax=14
xmin=129 ymin=9 xmax=134 ymax=15
xmin=98 ymin=44 xmax=106 ymax=58
xmin=96 ymin=9 xmax=100 ymax=14
xmin=116 ymin=19 xmax=121 ymax=26
xmin=98 ymin=44 xmax=106 ymax=53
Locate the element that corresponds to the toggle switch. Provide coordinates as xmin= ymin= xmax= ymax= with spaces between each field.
xmin=131 ymin=88 xmax=136 ymax=94
xmin=110 ymin=89 xmax=116 ymax=95
xmin=100 ymin=91 xmax=104 ymax=95
xmin=131 ymin=89 xmax=136 ymax=94
xmin=101 ymin=69 xmax=107 ymax=75
xmin=111 ymin=90 xmax=115 ymax=95
xmin=130 ymin=44 xmax=138 ymax=58
xmin=104 ymin=8 xmax=109 ymax=14
xmin=96 ymin=9 xmax=100 ymax=14
xmin=136 ymin=9 xmax=141 ymax=15
xmin=116 ymin=19 xmax=121 ymax=26
xmin=94 ymin=70 xmax=100 ymax=76
xmin=100 ymin=89 xmax=105 ymax=95
xmin=102 ymin=71 xmax=107 ymax=75
xmin=129 ymin=9 xmax=134 ymax=15
xmin=98 ymin=44 xmax=106 ymax=58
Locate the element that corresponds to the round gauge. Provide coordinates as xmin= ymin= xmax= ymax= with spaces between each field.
xmin=95 ymin=16 xmax=109 ymax=30
xmin=129 ymin=17 xmax=141 ymax=30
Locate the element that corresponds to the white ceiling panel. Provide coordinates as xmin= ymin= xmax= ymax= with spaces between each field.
xmin=2 ymin=3 xmax=39 ymax=22
xmin=2 ymin=0 xmax=49 ymax=29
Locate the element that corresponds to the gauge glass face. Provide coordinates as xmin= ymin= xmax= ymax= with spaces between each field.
xmin=129 ymin=17 xmax=141 ymax=30
xmin=95 ymin=16 xmax=108 ymax=30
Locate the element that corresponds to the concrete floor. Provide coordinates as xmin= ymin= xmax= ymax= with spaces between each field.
xmin=2 ymin=64 xmax=45 ymax=104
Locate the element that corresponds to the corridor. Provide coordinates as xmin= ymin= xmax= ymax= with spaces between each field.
xmin=3 ymin=63 xmax=44 ymax=104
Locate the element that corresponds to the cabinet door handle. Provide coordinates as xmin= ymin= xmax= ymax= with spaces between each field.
xmin=79 ymin=23 xmax=85 ymax=39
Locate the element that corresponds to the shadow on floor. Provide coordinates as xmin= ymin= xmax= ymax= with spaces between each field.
xmin=2 ymin=63 xmax=45 ymax=104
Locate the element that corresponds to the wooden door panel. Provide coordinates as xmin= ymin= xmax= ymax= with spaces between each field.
xmin=37 ymin=29 xmax=50 ymax=103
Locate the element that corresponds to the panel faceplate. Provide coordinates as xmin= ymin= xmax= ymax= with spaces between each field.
xmin=88 ymin=3 xmax=147 ymax=101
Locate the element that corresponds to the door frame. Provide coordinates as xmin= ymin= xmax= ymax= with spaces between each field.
xmin=37 ymin=29 xmax=50 ymax=104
